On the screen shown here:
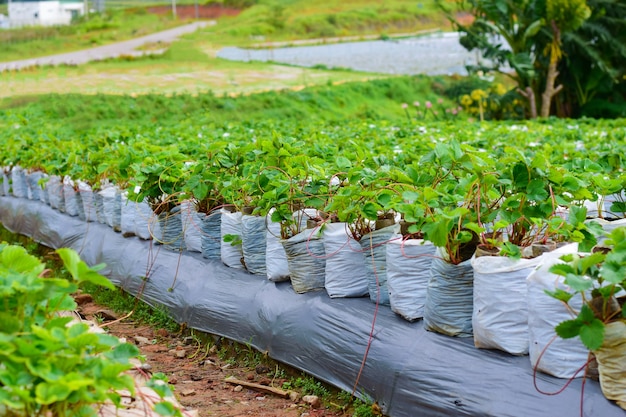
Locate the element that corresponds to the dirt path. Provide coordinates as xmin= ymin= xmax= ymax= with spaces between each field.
xmin=0 ymin=21 xmax=212 ymax=71
xmin=76 ymin=294 xmax=347 ymax=417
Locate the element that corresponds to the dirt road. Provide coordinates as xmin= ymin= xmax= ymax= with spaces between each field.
xmin=0 ymin=21 xmax=211 ymax=72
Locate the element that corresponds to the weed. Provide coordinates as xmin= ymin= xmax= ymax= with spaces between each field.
xmin=271 ymin=366 xmax=287 ymax=380
xmin=352 ymin=398 xmax=380 ymax=417
xmin=294 ymin=375 xmax=331 ymax=399
xmin=218 ymin=344 xmax=233 ymax=362
xmin=336 ymin=389 xmax=353 ymax=404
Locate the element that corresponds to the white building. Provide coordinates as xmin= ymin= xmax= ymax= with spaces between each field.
xmin=0 ymin=14 xmax=9 ymax=29
xmin=8 ymin=0 xmax=85 ymax=27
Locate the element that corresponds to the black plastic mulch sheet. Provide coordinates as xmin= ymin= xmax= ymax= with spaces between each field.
xmin=0 ymin=196 xmax=623 ymax=417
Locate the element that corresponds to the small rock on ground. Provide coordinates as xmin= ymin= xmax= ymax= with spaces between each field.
xmin=302 ymin=395 xmax=320 ymax=408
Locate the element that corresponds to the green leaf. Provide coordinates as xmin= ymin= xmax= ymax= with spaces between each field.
xmin=526 ymin=179 xmax=549 ymax=201
xmin=71 ymin=405 xmax=98 ymax=417
xmin=360 ymin=202 xmax=379 ymax=220
xmin=596 ymin=285 xmax=618 ymax=299
xmin=555 ymin=319 xmax=582 ymax=339
xmin=563 ymin=273 xmax=594 ymax=292
xmin=335 ymin=156 xmax=352 ymax=170
xmin=579 ymin=303 xmax=597 ymax=323
xmin=580 ymin=318 xmax=605 ymax=351
xmin=512 ymin=162 xmax=529 ymax=189
xmin=153 ymin=401 xmax=182 ymax=417
xmin=544 ymin=288 xmax=573 ymax=303
xmin=0 ymin=388 xmax=25 ymax=410
xmin=549 ymin=263 xmax=575 ymax=277
xmin=193 ymin=182 xmax=209 ymax=201
xmin=600 ymin=260 xmax=626 ymax=284
xmin=68 ymin=332 xmax=101 ymax=351
xmin=35 ymin=381 xmax=71 ymax=405
xmin=48 ymin=293 xmax=78 ymax=312
xmin=60 ymin=373 xmax=95 ymax=391
xmin=148 ymin=379 xmax=174 ymax=399
xmin=67 ymin=322 xmax=90 ymax=338
xmin=568 ymin=205 xmax=587 ymax=226
xmin=105 ymin=343 xmax=140 ymax=363
xmin=0 ymin=312 xmax=21 ymax=333
xmin=376 ymin=191 xmax=393 ymax=208
xmin=0 ymin=245 xmax=44 ymax=275
xmin=586 ymin=220 xmax=604 ymax=237
xmin=523 ymin=19 xmax=544 ymax=40
xmin=56 ymin=248 xmax=113 ymax=290
xmin=422 ymin=220 xmax=450 ymax=248
xmin=223 ymin=234 xmax=242 ymax=246
xmin=463 ymin=222 xmax=483 ymax=235
xmin=579 ymin=253 xmax=604 ymax=275
xmin=101 ymin=363 xmax=134 ymax=380
xmin=402 ymin=190 xmax=419 ymax=203
xmin=31 ymin=325 xmax=59 ymax=343
xmin=609 ymin=201 xmax=626 ymax=215
xmin=493 ymin=219 xmax=510 ymax=230
xmin=25 ymin=359 xmax=55 ymax=381
xmin=499 ymin=242 xmax=521 ymax=260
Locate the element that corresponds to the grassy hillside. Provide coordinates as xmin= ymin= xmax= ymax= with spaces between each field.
xmin=1 ymin=0 xmax=450 ymax=62
xmin=0 ymin=75 xmax=463 ymax=130
xmin=0 ymin=0 xmax=457 ymax=100
xmin=211 ymin=0 xmax=448 ymax=45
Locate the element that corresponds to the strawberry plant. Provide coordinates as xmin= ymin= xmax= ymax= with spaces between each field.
xmin=547 ymin=225 xmax=626 ymax=348
xmin=0 ymin=245 xmax=143 ymax=417
xmin=128 ymin=144 xmax=186 ymax=214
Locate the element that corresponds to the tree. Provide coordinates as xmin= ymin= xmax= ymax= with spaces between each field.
xmin=440 ymin=0 xmax=624 ymax=118
xmin=539 ymin=0 xmax=590 ymax=117
xmin=557 ymin=0 xmax=626 ymax=118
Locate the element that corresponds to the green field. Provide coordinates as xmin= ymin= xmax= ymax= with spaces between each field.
xmin=0 ymin=0 xmax=456 ymax=101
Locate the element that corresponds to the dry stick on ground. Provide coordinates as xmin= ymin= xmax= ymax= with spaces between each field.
xmin=224 ymin=376 xmax=291 ymax=398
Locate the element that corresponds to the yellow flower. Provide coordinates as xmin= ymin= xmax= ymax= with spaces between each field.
xmin=471 ymin=89 xmax=488 ymax=101
xmin=460 ymin=94 xmax=473 ymax=107
xmin=492 ymin=83 xmax=507 ymax=96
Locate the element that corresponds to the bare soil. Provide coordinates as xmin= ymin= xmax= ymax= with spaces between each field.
xmin=77 ymin=296 xmax=347 ymax=417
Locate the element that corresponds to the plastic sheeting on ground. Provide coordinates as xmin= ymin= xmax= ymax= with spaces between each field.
xmin=0 ymin=196 xmax=623 ymax=417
